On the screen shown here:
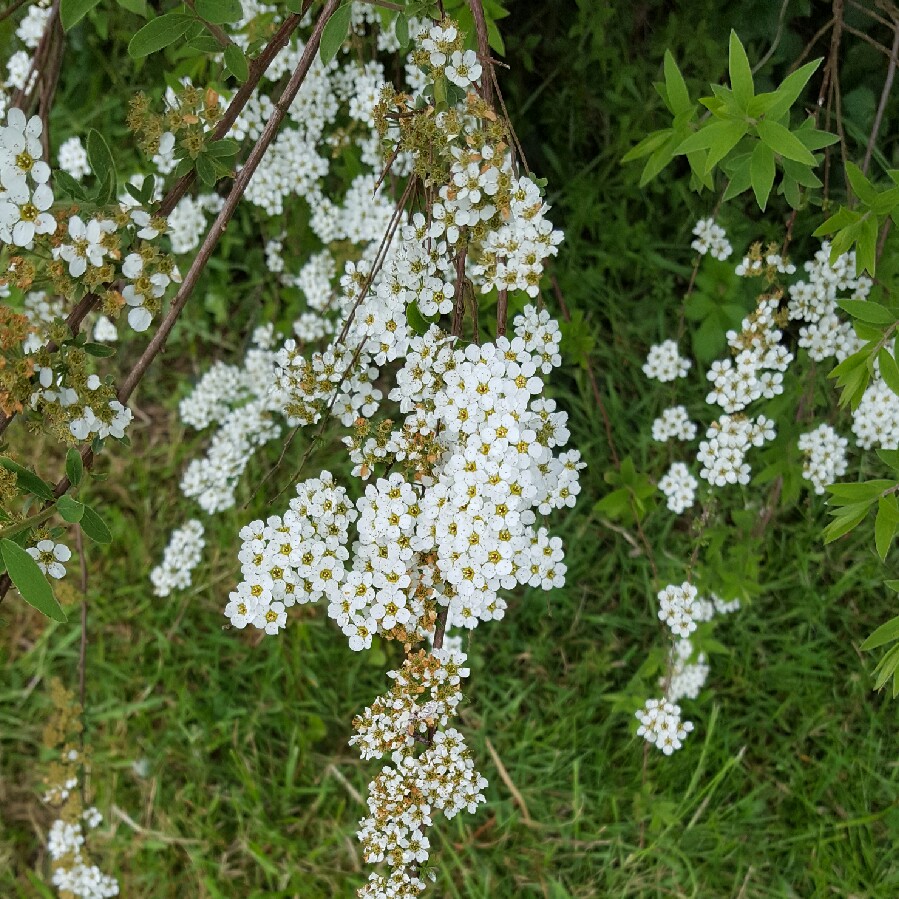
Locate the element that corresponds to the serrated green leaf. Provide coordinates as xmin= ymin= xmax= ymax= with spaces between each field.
xmin=622 ymin=129 xmax=671 ymax=163
xmin=128 ymin=12 xmax=195 ymax=58
xmin=750 ymin=140 xmax=775 ymax=210
xmin=319 ymin=2 xmax=352 ymax=65
xmin=80 ymin=505 xmax=111 ymax=544
xmin=395 ymin=13 xmax=410 ymax=49
xmin=845 ymin=162 xmax=878 ymax=206
xmin=878 ymin=348 xmax=899 ymax=395
xmin=65 ymin=449 xmax=83 ymax=488
xmin=756 ymin=119 xmax=817 ymax=166
xmin=61 ymin=0 xmax=102 ymax=31
xmin=195 ymin=154 xmax=216 ymax=186
xmin=728 ymin=30 xmax=754 ymax=109
xmin=0 ymin=539 xmax=67 ymax=622
xmin=57 ymin=496 xmax=84 ymax=524
xmin=224 ymin=43 xmax=249 ymax=82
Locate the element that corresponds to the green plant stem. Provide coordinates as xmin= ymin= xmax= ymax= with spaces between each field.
xmin=0 ymin=504 xmax=57 ymax=541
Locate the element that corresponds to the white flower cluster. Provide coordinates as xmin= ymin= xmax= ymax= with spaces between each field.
xmin=798 ymin=424 xmax=849 ymax=494
xmin=0 ymin=108 xmax=56 ymax=246
xmin=691 ymin=217 xmax=732 ymax=261
xmin=149 ymin=520 xmax=206 ymax=596
xmin=27 ymin=539 xmax=71 ymax=580
xmin=657 ymin=581 xmax=700 ymax=638
xmin=229 ymin=306 xmax=581 ymax=646
xmin=666 ymin=639 xmax=710 ymax=702
xmin=706 ymin=297 xmax=791 ymax=414
xmin=651 ymin=405 xmax=697 ymax=442
xmin=635 ymin=697 xmax=694 ymax=755
xmin=643 ymin=340 xmax=691 ymax=382
xmin=47 ymin=813 xmax=119 ymax=899
xmin=351 ymin=650 xmax=487 ymax=896
xmin=852 ymin=379 xmax=899 ymax=450
xmin=58 ymin=136 xmax=90 ymax=181
xmin=658 ymin=461 xmax=697 ymax=513
xmin=697 ymin=413 xmax=776 ymax=487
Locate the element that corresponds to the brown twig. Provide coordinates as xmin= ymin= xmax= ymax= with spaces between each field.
xmin=862 ymin=23 xmax=899 ymax=175
xmin=184 ymin=0 xmax=234 ymax=47
xmin=0 ymin=0 xmax=29 ymax=26
xmin=467 ymin=0 xmax=494 ymax=106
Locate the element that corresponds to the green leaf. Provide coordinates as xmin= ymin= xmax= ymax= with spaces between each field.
xmin=863 ymin=615 xmax=899 ymax=650
xmin=622 ymin=129 xmax=671 ymax=163
xmin=704 ymin=120 xmax=747 ymax=173
xmin=845 ymin=162 xmax=879 ymax=206
xmin=115 ymin=0 xmax=148 ymax=14
xmin=61 ymin=0 xmax=102 ymax=31
xmin=207 ymin=138 xmax=240 ymax=158
xmin=224 ymin=44 xmax=249 ymax=82
xmin=837 ymin=299 xmax=895 ymax=325
xmin=86 ymin=129 xmax=116 ymax=196
xmin=65 ymin=449 xmax=83 ymax=488
xmin=728 ymin=30 xmax=754 ymax=109
xmin=875 ymin=494 xmax=899 ymax=560
xmin=395 ymin=13 xmax=410 ymax=50
xmin=195 ymin=154 xmax=217 ymax=186
xmin=750 ymin=141 xmax=775 ymax=210
xmin=878 ymin=349 xmax=899 ymax=395
xmin=80 ymin=505 xmax=111 ymax=544
xmin=0 ymin=457 xmax=55 ymax=502
xmin=57 ymin=496 xmax=85 ymax=524
xmin=756 ymin=119 xmax=817 ymax=166
xmin=856 ymin=215 xmax=878 ymax=276
xmin=723 ymin=153 xmax=752 ymax=201
xmin=195 ymin=0 xmax=243 ymax=23
xmin=319 ymin=2 xmax=352 ymax=65
xmin=663 ymin=50 xmax=691 ymax=116
xmin=0 ymin=539 xmax=67 ymax=623
xmin=765 ymin=59 xmax=821 ymax=120
xmin=873 ymin=643 xmax=899 ymax=691
xmin=128 ymin=12 xmax=195 ymax=58
xmin=82 ymin=342 xmax=116 ymax=357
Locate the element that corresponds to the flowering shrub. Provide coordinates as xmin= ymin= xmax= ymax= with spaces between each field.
xmin=2 ymin=1 xmax=899 ymax=895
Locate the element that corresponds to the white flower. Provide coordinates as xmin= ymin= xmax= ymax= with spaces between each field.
xmin=445 ymin=49 xmax=482 ymax=88
xmin=0 ymin=177 xmax=55 ymax=246
xmin=27 ymin=539 xmax=71 ymax=580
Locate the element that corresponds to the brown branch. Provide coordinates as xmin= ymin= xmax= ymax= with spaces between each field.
xmin=0 ymin=0 xmax=29 ymax=26
xmin=10 ymin=0 xmax=60 ymax=113
xmin=863 ymin=23 xmax=899 ymax=175
xmin=467 ymin=0 xmax=494 ymax=106
xmin=184 ymin=0 xmax=234 ymax=47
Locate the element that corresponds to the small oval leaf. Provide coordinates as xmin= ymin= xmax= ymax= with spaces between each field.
xmin=1 ymin=538 xmax=67 ymax=622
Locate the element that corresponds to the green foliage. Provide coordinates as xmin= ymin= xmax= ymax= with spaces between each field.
xmin=625 ymin=32 xmax=836 ymax=210
xmin=60 ymin=0 xmax=102 ymax=32
xmin=65 ymin=449 xmax=84 ymax=488
xmin=0 ymin=457 xmax=55 ymax=502
xmin=319 ymin=3 xmax=353 ymax=65
xmin=128 ymin=12 xmax=197 ymax=58
xmin=0 ymin=538 xmax=67 ymax=623
xmin=814 ymin=164 xmax=899 ymax=275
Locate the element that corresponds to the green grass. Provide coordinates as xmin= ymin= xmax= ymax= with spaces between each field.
xmin=4 ymin=0 xmax=899 ymax=896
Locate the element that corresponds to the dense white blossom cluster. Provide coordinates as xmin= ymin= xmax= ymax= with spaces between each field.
xmin=149 ymin=520 xmax=206 ymax=596
xmin=635 ymin=697 xmax=694 ymax=755
xmin=691 ymin=217 xmax=732 ymax=260
xmin=651 ymin=405 xmax=697 ymax=442
xmin=658 ymin=461 xmax=697 ymax=513
xmin=697 ymin=413 xmax=776 ymax=486
xmin=643 ymin=339 xmax=691 ymax=382
xmin=657 ymin=581 xmax=700 ymax=638
xmin=852 ymin=379 xmax=899 ymax=450
xmin=47 ymin=813 xmax=119 ymax=899
xmin=58 ymin=136 xmax=90 ymax=181
xmin=798 ymin=424 xmax=849 ymax=494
